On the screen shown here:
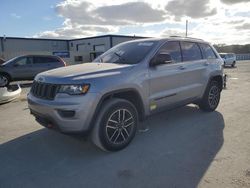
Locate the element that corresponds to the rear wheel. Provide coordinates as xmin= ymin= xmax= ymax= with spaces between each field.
xmin=91 ymin=98 xmax=138 ymax=151
xmin=0 ymin=74 xmax=10 ymax=87
xmin=199 ymin=80 xmax=221 ymax=112
xmin=231 ymin=61 xmax=236 ymax=67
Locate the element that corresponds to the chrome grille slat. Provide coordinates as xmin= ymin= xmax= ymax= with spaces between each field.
xmin=31 ymin=81 xmax=59 ymax=100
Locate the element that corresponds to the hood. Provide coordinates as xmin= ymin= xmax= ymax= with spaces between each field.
xmin=38 ymin=62 xmax=134 ymax=81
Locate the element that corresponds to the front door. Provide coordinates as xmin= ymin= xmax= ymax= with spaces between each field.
xmin=12 ymin=56 xmax=34 ymax=80
xmin=148 ymin=41 xmax=184 ymax=111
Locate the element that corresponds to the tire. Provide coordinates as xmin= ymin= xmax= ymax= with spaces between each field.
xmin=231 ymin=61 xmax=236 ymax=67
xmin=91 ymin=98 xmax=138 ymax=151
xmin=199 ymin=80 xmax=221 ymax=112
xmin=0 ymin=73 xmax=10 ymax=87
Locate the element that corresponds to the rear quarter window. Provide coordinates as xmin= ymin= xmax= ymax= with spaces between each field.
xmin=45 ymin=57 xmax=60 ymax=63
xmin=199 ymin=43 xmax=217 ymax=59
xmin=34 ymin=57 xmax=60 ymax=64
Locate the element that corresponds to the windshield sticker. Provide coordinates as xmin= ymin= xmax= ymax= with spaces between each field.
xmin=138 ymin=42 xmax=154 ymax=47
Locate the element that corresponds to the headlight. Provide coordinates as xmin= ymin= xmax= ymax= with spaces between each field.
xmin=58 ymin=84 xmax=90 ymax=95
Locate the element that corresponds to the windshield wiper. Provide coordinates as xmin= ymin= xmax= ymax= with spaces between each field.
xmin=114 ymin=52 xmax=125 ymax=62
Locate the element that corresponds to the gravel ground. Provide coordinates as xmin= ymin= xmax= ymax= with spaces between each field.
xmin=0 ymin=61 xmax=249 ymax=188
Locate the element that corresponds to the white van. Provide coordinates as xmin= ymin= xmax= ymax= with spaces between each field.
xmin=219 ymin=53 xmax=236 ymax=67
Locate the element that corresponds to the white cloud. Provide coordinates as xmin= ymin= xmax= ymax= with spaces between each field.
xmin=35 ymin=24 xmax=117 ymax=39
xmin=161 ymin=28 xmax=188 ymax=37
xmin=165 ymin=0 xmax=217 ymax=20
xmin=221 ymin=0 xmax=250 ymax=4
xmin=55 ymin=1 xmax=166 ymax=25
xmin=35 ymin=0 xmax=250 ymax=44
xmin=93 ymin=2 xmax=166 ymax=24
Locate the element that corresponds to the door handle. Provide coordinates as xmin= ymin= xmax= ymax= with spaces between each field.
xmin=204 ymin=62 xmax=209 ymax=66
xmin=178 ymin=65 xmax=186 ymax=70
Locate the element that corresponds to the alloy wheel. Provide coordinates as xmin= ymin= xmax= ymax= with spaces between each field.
xmin=105 ymin=109 xmax=134 ymax=145
xmin=208 ymin=85 xmax=220 ymax=108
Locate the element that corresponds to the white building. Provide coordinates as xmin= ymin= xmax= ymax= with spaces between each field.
xmin=0 ymin=35 xmax=146 ymax=64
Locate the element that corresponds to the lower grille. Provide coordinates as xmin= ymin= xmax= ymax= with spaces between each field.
xmin=31 ymin=81 xmax=59 ymax=100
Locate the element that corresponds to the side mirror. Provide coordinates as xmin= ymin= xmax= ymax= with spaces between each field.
xmin=150 ymin=53 xmax=172 ymax=67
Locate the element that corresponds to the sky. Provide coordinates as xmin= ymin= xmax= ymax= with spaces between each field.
xmin=1 ymin=0 xmax=250 ymax=44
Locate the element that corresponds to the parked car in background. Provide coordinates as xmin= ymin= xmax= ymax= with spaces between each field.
xmin=0 ymin=58 xmax=5 ymax=65
xmin=0 ymin=55 xmax=66 ymax=87
xmin=219 ymin=53 xmax=236 ymax=67
xmin=28 ymin=37 xmax=224 ymax=151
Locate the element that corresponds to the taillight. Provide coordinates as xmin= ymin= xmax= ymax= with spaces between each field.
xmin=60 ymin=59 xmax=67 ymax=66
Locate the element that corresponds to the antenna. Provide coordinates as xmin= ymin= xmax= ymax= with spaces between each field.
xmin=185 ymin=20 xmax=188 ymax=37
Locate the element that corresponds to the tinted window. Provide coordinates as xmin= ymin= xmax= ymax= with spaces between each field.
xmin=34 ymin=57 xmax=60 ymax=64
xmin=181 ymin=42 xmax=202 ymax=61
xmin=46 ymin=57 xmax=60 ymax=63
xmin=93 ymin=41 xmax=158 ymax=64
xmin=158 ymin=41 xmax=182 ymax=63
xmin=200 ymin=43 xmax=217 ymax=59
xmin=34 ymin=57 xmax=45 ymax=64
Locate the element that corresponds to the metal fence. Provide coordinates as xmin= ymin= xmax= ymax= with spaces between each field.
xmin=236 ymin=54 xmax=250 ymax=61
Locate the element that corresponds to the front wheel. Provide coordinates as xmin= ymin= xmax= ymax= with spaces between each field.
xmin=0 ymin=74 xmax=10 ymax=87
xmin=199 ymin=81 xmax=221 ymax=112
xmin=91 ymin=98 xmax=138 ymax=151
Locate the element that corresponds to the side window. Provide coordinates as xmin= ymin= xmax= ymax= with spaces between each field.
xmin=158 ymin=41 xmax=182 ymax=63
xmin=181 ymin=42 xmax=202 ymax=61
xmin=34 ymin=57 xmax=44 ymax=64
xmin=199 ymin=43 xmax=217 ymax=59
xmin=34 ymin=57 xmax=59 ymax=64
xmin=15 ymin=57 xmax=32 ymax=66
xmin=46 ymin=57 xmax=60 ymax=63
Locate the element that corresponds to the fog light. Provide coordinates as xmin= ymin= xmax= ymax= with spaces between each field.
xmin=58 ymin=110 xmax=75 ymax=118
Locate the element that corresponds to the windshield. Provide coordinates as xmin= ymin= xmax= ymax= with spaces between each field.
xmin=93 ymin=41 xmax=158 ymax=64
xmin=2 ymin=56 xmax=19 ymax=66
xmin=219 ymin=54 xmax=225 ymax=58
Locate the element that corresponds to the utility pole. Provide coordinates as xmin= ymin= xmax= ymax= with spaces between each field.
xmin=185 ymin=20 xmax=188 ymax=37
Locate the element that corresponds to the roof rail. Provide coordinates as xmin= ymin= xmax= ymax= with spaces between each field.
xmin=185 ymin=37 xmax=204 ymax=41
xmin=169 ymin=36 xmax=204 ymax=41
xmin=169 ymin=36 xmax=182 ymax=38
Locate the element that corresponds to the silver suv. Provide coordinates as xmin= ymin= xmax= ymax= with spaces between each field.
xmin=0 ymin=55 xmax=66 ymax=87
xmin=28 ymin=37 xmax=224 ymax=151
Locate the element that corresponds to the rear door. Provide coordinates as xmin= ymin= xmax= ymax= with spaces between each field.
xmin=178 ymin=41 xmax=207 ymax=100
xmin=32 ymin=56 xmax=49 ymax=77
xmin=199 ymin=43 xmax=218 ymax=86
xmin=33 ymin=56 xmax=62 ymax=76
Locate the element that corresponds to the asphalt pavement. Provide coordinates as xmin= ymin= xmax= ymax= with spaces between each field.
xmin=0 ymin=62 xmax=250 ymax=188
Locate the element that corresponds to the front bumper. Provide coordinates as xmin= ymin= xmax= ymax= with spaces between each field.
xmin=0 ymin=85 xmax=21 ymax=104
xmin=28 ymin=92 xmax=101 ymax=133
